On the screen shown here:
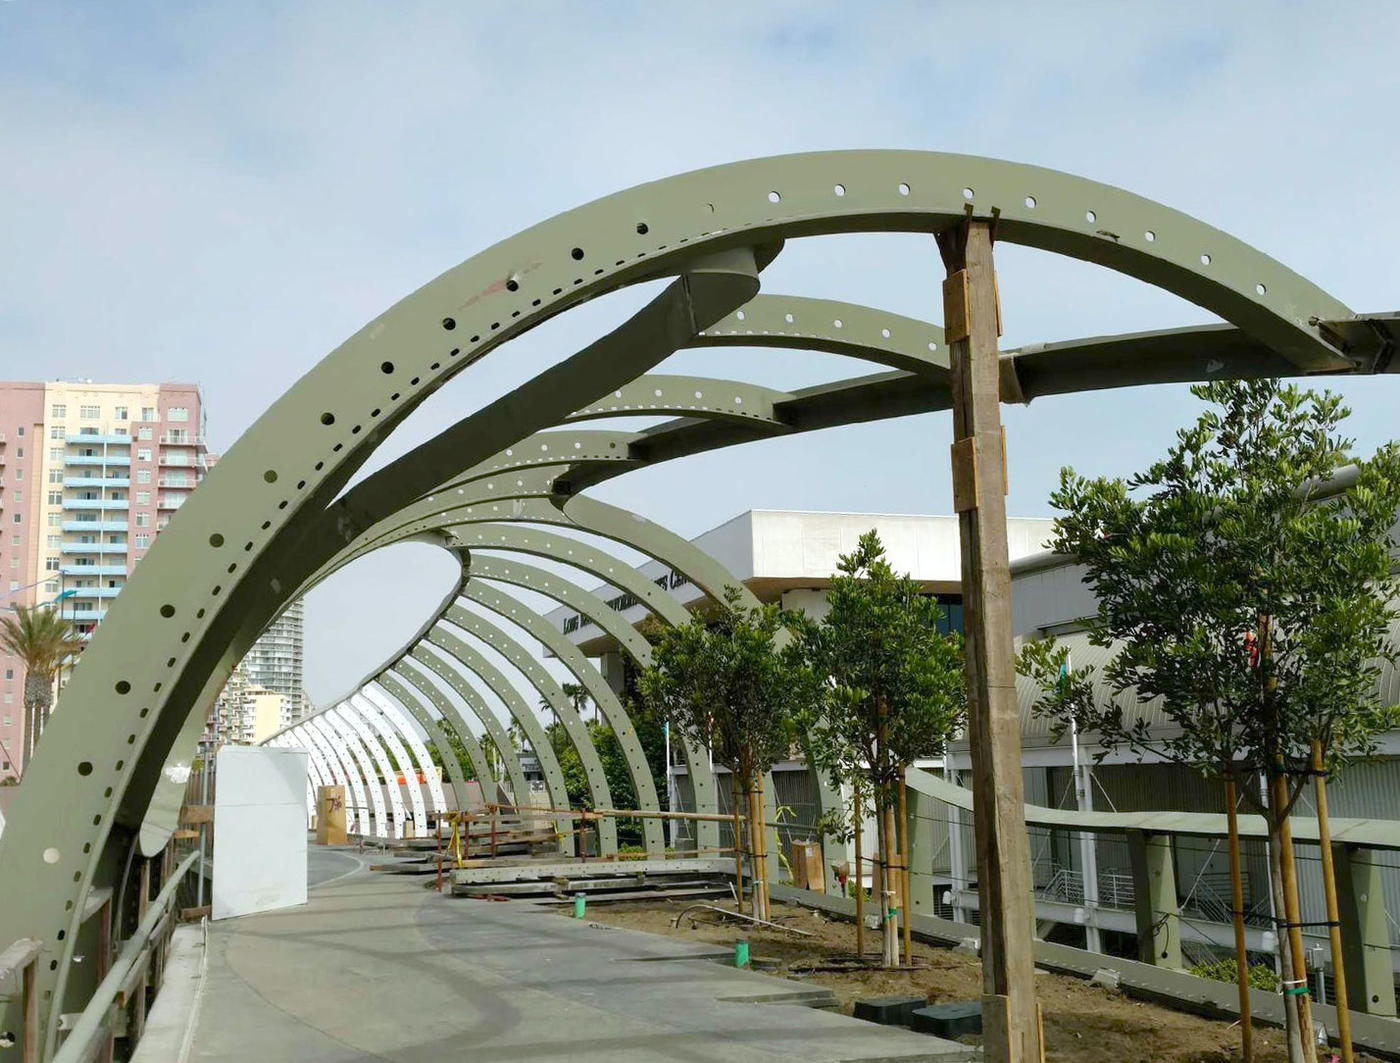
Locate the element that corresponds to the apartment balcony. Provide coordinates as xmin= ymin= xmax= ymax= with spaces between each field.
xmin=59 ymin=607 xmax=106 ymax=622
xmin=60 ymin=565 xmax=126 ymax=577
xmin=157 ymin=495 xmax=186 ymax=511
xmin=61 ymin=499 xmax=129 ymax=511
xmin=64 ymin=475 xmax=131 ymax=489
xmin=65 ymin=454 xmax=131 ymax=467
xmin=59 ymin=543 xmax=126 ymax=556
xmin=65 ymin=433 xmax=132 ymax=446
xmin=61 ymin=520 xmax=127 ymax=532
xmin=157 ymin=453 xmax=204 ymax=468
xmin=159 ymin=433 xmax=204 ymax=447
xmin=157 ymin=476 xmax=193 ymax=489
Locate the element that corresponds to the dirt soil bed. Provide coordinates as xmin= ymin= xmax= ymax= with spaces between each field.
xmin=576 ymin=899 xmax=1372 ymax=1063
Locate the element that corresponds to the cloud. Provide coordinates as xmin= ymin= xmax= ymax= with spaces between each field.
xmin=2 ymin=2 xmax=1398 ymax=701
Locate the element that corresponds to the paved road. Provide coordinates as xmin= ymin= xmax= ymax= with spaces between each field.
xmin=186 ymin=854 xmax=966 ymax=1062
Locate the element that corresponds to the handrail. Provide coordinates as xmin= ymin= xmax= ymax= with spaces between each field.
xmin=52 ymin=849 xmax=199 ymax=1063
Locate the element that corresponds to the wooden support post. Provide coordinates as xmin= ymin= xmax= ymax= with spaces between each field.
xmin=1224 ymin=776 xmax=1255 ymax=1062
xmin=937 ymin=218 xmax=1040 ymax=1062
xmin=1313 ymin=740 xmax=1354 ymax=1062
xmin=1274 ymin=772 xmax=1318 ymax=1061
xmin=21 ymin=955 xmax=37 ymax=1063
xmin=853 ymin=787 xmax=865 ymax=958
xmin=899 ymin=777 xmax=913 ymax=964
xmin=131 ymin=858 xmax=151 ymax=1046
xmin=732 ymin=776 xmax=745 ymax=915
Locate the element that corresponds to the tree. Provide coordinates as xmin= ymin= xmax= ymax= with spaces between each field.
xmin=638 ymin=585 xmax=806 ymax=919
xmin=0 ymin=604 xmax=84 ymax=772
xmin=796 ymin=530 xmax=966 ymax=966
xmin=1024 ymin=380 xmax=1400 ymax=1063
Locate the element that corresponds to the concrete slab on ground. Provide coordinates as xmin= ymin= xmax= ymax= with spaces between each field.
xmin=185 ymin=854 xmax=970 ymax=1061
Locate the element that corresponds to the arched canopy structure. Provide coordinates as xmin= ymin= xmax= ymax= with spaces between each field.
xmin=2 ymin=150 xmax=1396 ymax=1057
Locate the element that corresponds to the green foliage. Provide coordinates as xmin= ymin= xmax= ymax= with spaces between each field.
xmin=795 ymin=530 xmax=966 ymax=803
xmin=1190 ymin=958 xmax=1281 ymax=992
xmin=637 ymin=585 xmax=806 ymax=791
xmin=0 ymin=603 xmax=84 ymax=681
xmin=1026 ymin=380 xmax=1400 ymax=792
xmin=423 ymin=723 xmax=480 ymax=782
xmin=546 ymin=693 xmax=669 ymax=847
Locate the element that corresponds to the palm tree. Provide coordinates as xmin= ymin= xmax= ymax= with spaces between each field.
xmin=0 ymin=604 xmax=85 ymax=772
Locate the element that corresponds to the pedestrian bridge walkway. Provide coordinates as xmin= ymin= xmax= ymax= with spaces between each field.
xmin=177 ymin=850 xmax=964 ymax=1062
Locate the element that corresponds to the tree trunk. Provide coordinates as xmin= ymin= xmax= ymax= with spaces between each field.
xmin=1224 ymin=775 xmax=1255 ymax=1063
xmin=883 ymin=796 xmax=901 ymax=967
xmin=853 ymin=786 xmax=865 ymax=958
xmin=731 ymin=771 xmax=745 ymax=915
xmin=750 ymin=771 xmax=769 ymax=921
xmin=22 ymin=672 xmax=51 ymax=772
xmin=1312 ymin=740 xmax=1353 ymax=1063
xmin=1267 ymin=771 xmax=1316 ymax=1063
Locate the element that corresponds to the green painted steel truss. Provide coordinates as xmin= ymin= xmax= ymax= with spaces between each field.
xmin=2 ymin=150 xmax=1397 ymax=1058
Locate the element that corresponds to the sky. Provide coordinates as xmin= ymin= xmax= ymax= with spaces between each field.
xmin=2 ymin=2 xmax=1399 ymax=704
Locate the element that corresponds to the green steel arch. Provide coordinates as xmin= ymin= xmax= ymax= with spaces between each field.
xmin=3 ymin=150 xmax=1393 ymax=1056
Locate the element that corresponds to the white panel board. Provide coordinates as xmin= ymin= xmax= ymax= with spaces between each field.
xmin=212 ymin=745 xmax=308 ymax=920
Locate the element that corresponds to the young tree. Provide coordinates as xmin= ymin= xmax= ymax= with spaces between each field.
xmin=0 ymin=603 xmax=84 ymax=772
xmin=637 ymin=586 xmax=806 ymax=919
xmin=796 ymin=531 xmax=966 ymax=966
xmin=1025 ymin=380 xmax=1400 ymax=1063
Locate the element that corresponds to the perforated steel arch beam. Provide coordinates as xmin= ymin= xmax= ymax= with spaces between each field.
xmin=326 ymin=707 xmax=392 ymax=839
xmin=394 ymin=656 xmax=515 ymax=799
xmin=384 ymin=497 xmax=840 ymax=878
xmin=332 ymin=702 xmax=406 ymax=839
xmin=2 ymin=151 xmax=1381 ymax=1054
xmin=302 ymin=717 xmax=368 ymax=835
xmin=373 ymin=674 xmax=477 ymax=811
xmin=313 ymin=712 xmax=385 ymax=838
xmin=403 ymin=648 xmax=540 ymax=823
xmin=281 ymin=729 xmax=335 ymax=816
xmin=360 ymin=684 xmax=452 ymax=816
xmin=417 ymin=626 xmax=579 ymax=851
xmin=348 ymin=692 xmax=435 ymax=826
xmin=290 ymin=721 xmax=351 ymax=829
xmin=385 ymin=662 xmax=498 ymax=795
xmin=439 ymin=603 xmax=634 ymax=853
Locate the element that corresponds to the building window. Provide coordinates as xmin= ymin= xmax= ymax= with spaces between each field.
xmin=134 ymin=534 xmax=150 ymax=548
xmin=137 ymin=448 xmax=151 ymax=462
xmin=11 ymin=515 xmax=20 ymax=525
xmin=49 ymin=448 xmax=61 ymax=461
xmin=115 ymin=406 xmax=128 ymax=420
xmin=51 ymin=404 xmax=66 ymax=418
xmin=14 ymin=427 xmax=21 ymax=437
xmin=79 ymin=405 xmax=100 ymax=419
xmin=141 ymin=406 xmax=157 ymax=421
xmin=12 ymin=490 xmax=20 ymax=503
xmin=47 ymin=491 xmax=61 ymax=505
xmin=167 ymin=407 xmax=189 ymax=422
xmin=137 ymin=426 xmax=152 ymax=441
xmin=4 ymin=669 xmax=11 ymax=679
xmin=13 ymin=469 xmax=20 ymax=481
xmin=135 ymin=513 xmax=150 ymax=528
xmin=136 ymin=469 xmax=151 ymax=484
xmin=47 ymin=535 xmax=59 ymax=548
xmin=136 ymin=491 xmax=150 ymax=505
xmin=44 ymin=558 xmax=59 ymax=572
xmin=46 ymin=514 xmax=59 ymax=528
xmin=44 ymin=581 xmax=58 ymax=594
xmin=14 ymin=447 xmax=21 ymax=458
xmin=49 ymin=426 xmax=63 ymax=440
xmin=48 ymin=470 xmax=62 ymax=483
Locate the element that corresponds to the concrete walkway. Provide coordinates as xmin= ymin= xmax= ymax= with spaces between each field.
xmin=186 ymin=849 xmax=968 ymax=1062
